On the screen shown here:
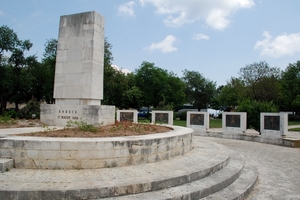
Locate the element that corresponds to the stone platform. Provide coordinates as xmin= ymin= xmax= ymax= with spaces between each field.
xmin=0 ymin=126 xmax=193 ymax=169
xmin=0 ymin=136 xmax=257 ymax=200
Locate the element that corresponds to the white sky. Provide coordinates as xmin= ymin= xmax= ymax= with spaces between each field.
xmin=1 ymin=0 xmax=300 ymax=86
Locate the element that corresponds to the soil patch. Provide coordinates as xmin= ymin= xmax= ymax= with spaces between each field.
xmin=2 ymin=120 xmax=173 ymax=138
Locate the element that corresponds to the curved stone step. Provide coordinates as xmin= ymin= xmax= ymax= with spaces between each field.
xmin=202 ymin=165 xmax=258 ymax=200
xmin=100 ymin=151 xmax=244 ymax=199
xmin=0 ymin=139 xmax=231 ymax=200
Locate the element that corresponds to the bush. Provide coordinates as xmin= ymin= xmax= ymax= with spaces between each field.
xmin=18 ymin=100 xmax=40 ymax=119
xmin=236 ymin=99 xmax=278 ymax=132
xmin=3 ymin=110 xmax=18 ymax=119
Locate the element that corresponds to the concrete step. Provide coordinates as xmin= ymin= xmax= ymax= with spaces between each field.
xmin=100 ymin=151 xmax=245 ymax=200
xmin=0 ymin=158 xmax=14 ymax=173
xmin=202 ymin=165 xmax=258 ymax=200
xmin=0 ymin=139 xmax=231 ymax=200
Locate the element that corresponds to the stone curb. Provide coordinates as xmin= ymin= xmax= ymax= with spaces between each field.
xmin=194 ymin=130 xmax=300 ymax=148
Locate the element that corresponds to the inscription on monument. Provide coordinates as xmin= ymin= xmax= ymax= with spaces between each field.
xmin=190 ymin=114 xmax=204 ymax=125
xmin=155 ymin=113 xmax=169 ymax=124
xmin=264 ymin=116 xmax=280 ymax=130
xmin=120 ymin=112 xmax=134 ymax=122
xmin=226 ymin=115 xmax=240 ymax=127
xmin=57 ymin=110 xmax=78 ymax=120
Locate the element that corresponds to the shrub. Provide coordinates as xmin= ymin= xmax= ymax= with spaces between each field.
xmin=236 ymin=99 xmax=278 ymax=132
xmin=3 ymin=110 xmax=18 ymax=119
xmin=18 ymin=100 xmax=40 ymax=119
xmin=66 ymin=120 xmax=99 ymax=132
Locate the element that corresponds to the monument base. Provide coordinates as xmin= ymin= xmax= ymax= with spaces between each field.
xmin=40 ymin=104 xmax=115 ymax=126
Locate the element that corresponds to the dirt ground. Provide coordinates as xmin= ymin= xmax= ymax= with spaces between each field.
xmin=0 ymin=119 xmax=173 ymax=138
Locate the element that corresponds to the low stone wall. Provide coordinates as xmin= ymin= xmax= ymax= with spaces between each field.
xmin=0 ymin=126 xmax=193 ymax=169
xmin=194 ymin=130 xmax=300 ymax=148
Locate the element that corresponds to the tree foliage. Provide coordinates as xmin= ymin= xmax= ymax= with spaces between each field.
xmin=218 ymin=77 xmax=245 ymax=110
xmin=40 ymin=38 xmax=57 ymax=103
xmin=281 ymin=61 xmax=300 ymax=114
xmin=134 ymin=62 xmax=185 ymax=109
xmin=0 ymin=25 xmax=36 ymax=112
xmin=2 ymin=24 xmax=300 ymax=120
xmin=182 ymin=69 xmax=217 ymax=110
xmin=238 ymin=61 xmax=281 ymax=102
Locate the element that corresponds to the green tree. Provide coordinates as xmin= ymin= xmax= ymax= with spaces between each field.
xmin=122 ymin=86 xmax=143 ymax=109
xmin=281 ymin=61 xmax=300 ymax=114
xmin=0 ymin=25 xmax=19 ymax=113
xmin=40 ymin=38 xmax=57 ymax=103
xmin=134 ymin=62 xmax=169 ymax=108
xmin=103 ymin=38 xmax=129 ymax=107
xmin=0 ymin=25 xmax=36 ymax=111
xmin=7 ymin=40 xmax=35 ymax=110
xmin=164 ymin=72 xmax=185 ymax=109
xmin=182 ymin=69 xmax=217 ymax=111
xmin=218 ymin=77 xmax=246 ymax=111
xmin=135 ymin=61 xmax=185 ymax=109
xmin=239 ymin=61 xmax=281 ymax=102
xmin=0 ymin=25 xmax=19 ymax=60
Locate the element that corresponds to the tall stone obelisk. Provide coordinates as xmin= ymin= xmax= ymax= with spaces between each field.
xmin=40 ymin=11 xmax=115 ymax=126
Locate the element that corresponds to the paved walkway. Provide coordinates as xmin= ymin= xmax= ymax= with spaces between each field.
xmin=201 ymin=136 xmax=300 ymax=200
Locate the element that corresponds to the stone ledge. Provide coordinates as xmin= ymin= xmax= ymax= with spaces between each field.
xmin=194 ymin=130 xmax=300 ymax=148
xmin=0 ymin=126 xmax=193 ymax=169
xmin=0 ymin=158 xmax=14 ymax=173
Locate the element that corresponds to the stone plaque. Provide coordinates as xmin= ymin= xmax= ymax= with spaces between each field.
xmin=190 ymin=114 xmax=204 ymax=125
xmin=155 ymin=113 xmax=168 ymax=124
xmin=264 ymin=116 xmax=280 ymax=130
xmin=226 ymin=115 xmax=240 ymax=127
xmin=120 ymin=112 xmax=134 ymax=122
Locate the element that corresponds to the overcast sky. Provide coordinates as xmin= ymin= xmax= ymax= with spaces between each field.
xmin=1 ymin=0 xmax=300 ymax=86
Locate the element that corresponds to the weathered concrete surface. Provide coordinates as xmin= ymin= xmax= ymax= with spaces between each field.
xmin=0 ymin=158 xmax=13 ymax=173
xmin=194 ymin=128 xmax=300 ymax=148
xmin=0 ymin=126 xmax=193 ymax=169
xmin=0 ymin=138 xmax=234 ymax=199
xmin=202 ymin=136 xmax=300 ymax=200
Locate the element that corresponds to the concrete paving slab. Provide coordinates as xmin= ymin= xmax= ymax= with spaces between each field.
xmin=202 ymin=136 xmax=300 ymax=200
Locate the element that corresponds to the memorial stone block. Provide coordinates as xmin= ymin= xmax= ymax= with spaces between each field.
xmin=260 ymin=112 xmax=287 ymax=137
xmin=117 ymin=110 xmax=138 ymax=122
xmin=187 ymin=112 xmax=209 ymax=131
xmin=152 ymin=111 xmax=173 ymax=125
xmin=222 ymin=112 xmax=247 ymax=133
xmin=40 ymin=11 xmax=115 ymax=126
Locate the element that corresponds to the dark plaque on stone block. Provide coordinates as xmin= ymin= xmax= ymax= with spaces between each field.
xmin=120 ymin=112 xmax=134 ymax=122
xmin=155 ymin=113 xmax=168 ymax=124
xmin=190 ymin=114 xmax=204 ymax=125
xmin=264 ymin=116 xmax=280 ymax=130
xmin=226 ymin=115 xmax=240 ymax=127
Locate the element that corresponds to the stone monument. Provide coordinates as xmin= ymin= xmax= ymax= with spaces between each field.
xmin=40 ymin=11 xmax=115 ymax=126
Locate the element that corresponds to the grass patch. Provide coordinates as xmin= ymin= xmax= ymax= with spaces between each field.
xmin=0 ymin=115 xmax=17 ymax=126
xmin=138 ymin=118 xmax=223 ymax=128
xmin=173 ymin=120 xmax=186 ymax=127
xmin=209 ymin=119 xmax=222 ymax=128
xmin=288 ymin=127 xmax=300 ymax=132
xmin=288 ymin=121 xmax=300 ymax=126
